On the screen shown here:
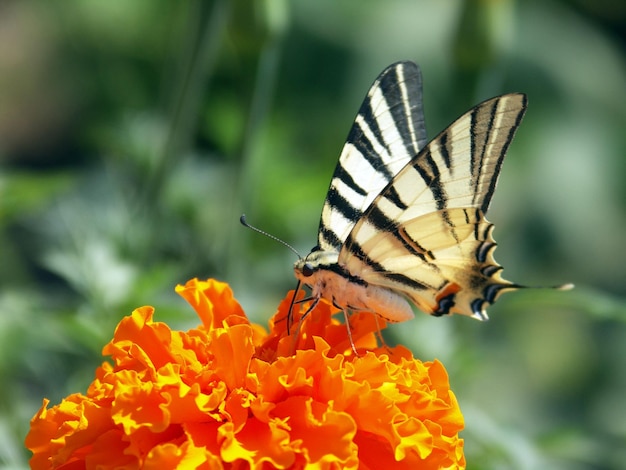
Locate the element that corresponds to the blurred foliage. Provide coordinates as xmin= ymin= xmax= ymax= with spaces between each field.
xmin=0 ymin=0 xmax=625 ymax=468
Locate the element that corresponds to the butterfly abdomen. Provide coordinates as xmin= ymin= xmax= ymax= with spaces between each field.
xmin=294 ymin=252 xmax=415 ymax=323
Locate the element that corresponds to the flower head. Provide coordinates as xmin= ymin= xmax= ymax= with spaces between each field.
xmin=26 ymin=278 xmax=466 ymax=469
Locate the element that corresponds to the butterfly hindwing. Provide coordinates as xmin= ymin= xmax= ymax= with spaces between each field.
xmin=339 ymin=94 xmax=527 ymax=319
xmin=318 ymin=61 xmax=427 ymax=251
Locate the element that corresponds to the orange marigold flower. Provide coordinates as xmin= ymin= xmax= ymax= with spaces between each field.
xmin=26 ymin=278 xmax=466 ymax=469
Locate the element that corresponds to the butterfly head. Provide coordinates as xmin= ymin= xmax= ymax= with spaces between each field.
xmin=293 ymin=249 xmax=340 ymax=284
xmin=300 ymin=262 xmax=315 ymax=278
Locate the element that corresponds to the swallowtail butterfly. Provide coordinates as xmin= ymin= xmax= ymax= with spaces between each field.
xmin=292 ymin=61 xmax=567 ymax=327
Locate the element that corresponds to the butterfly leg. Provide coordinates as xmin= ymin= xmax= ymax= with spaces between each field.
xmin=288 ymin=295 xmax=322 ymax=353
xmin=372 ymin=314 xmax=392 ymax=354
xmin=340 ymin=308 xmax=360 ymax=357
xmin=286 ymin=295 xmax=316 ymax=333
xmin=299 ymin=295 xmax=321 ymax=324
xmin=285 ymin=281 xmax=303 ymax=334
xmin=285 ymin=280 xmax=317 ymax=334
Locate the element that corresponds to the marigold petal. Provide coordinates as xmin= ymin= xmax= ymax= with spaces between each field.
xmin=219 ymin=419 xmax=294 ymax=469
xmin=343 ymin=384 xmax=398 ymax=443
xmin=421 ymin=420 xmax=467 ymax=468
xmin=86 ymin=429 xmax=138 ymax=469
xmin=354 ymin=432 xmax=414 ymax=470
xmin=87 ymin=362 xmax=115 ymax=403
xmin=253 ymin=344 xmax=341 ymax=403
xmin=25 ymin=399 xmax=56 ymax=455
xmin=160 ymin=375 xmax=228 ymax=425
xmin=103 ymin=306 xmax=176 ymax=372
xmin=184 ymin=421 xmax=224 ymax=463
xmin=26 ymin=399 xmax=63 ymax=470
xmin=122 ymin=424 xmax=185 ymax=463
xmin=223 ymin=388 xmax=254 ymax=433
xmin=175 ymin=278 xmax=245 ymax=330
xmin=142 ymin=443 xmax=184 ymax=470
xmin=248 ymin=395 xmax=277 ymax=424
xmin=272 ymin=396 xmax=359 ymax=468
xmin=111 ymin=369 xmax=169 ymax=433
xmin=143 ymin=441 xmax=213 ymax=470
xmin=26 ymin=394 xmax=116 ymax=470
xmin=393 ymin=414 xmax=433 ymax=460
xmin=208 ymin=324 xmax=255 ymax=390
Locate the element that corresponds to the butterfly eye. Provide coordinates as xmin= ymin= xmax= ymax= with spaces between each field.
xmin=301 ymin=263 xmax=315 ymax=277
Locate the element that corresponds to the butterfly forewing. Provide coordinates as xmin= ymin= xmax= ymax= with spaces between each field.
xmin=318 ymin=61 xmax=427 ymax=251
xmin=339 ymin=94 xmax=527 ymax=319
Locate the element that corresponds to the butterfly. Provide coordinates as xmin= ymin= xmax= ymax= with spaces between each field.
xmin=291 ymin=61 xmax=569 ymax=332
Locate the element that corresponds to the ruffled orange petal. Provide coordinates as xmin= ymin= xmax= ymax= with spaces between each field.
xmin=175 ymin=278 xmax=246 ymax=330
xmin=26 ymin=279 xmax=465 ymax=469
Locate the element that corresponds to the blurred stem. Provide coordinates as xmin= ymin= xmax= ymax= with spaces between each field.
xmin=140 ymin=0 xmax=231 ymax=211
xmin=237 ymin=40 xmax=282 ymax=206
xmin=227 ymin=8 xmax=286 ymax=282
xmin=452 ymin=0 xmax=515 ymax=104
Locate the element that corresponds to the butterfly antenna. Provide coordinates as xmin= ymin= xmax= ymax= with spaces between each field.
xmin=240 ymin=214 xmax=302 ymax=259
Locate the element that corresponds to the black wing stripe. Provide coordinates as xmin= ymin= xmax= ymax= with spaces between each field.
xmin=481 ymin=95 xmax=527 ymax=212
xmin=383 ymin=272 xmax=429 ymax=291
xmin=472 ymin=208 xmax=480 ymax=240
xmin=348 ymin=240 xmax=429 ymax=291
xmin=382 ymin=71 xmax=420 ymax=158
xmin=476 ymin=240 xmax=496 ymax=263
xmin=349 ymin=102 xmax=394 ymax=181
xmin=332 ymin=163 xmax=368 ymax=196
xmin=325 ymin=187 xmax=360 ymax=223
xmin=484 ymin=283 xmax=507 ymax=303
xmin=472 ymin=100 xmax=498 ymax=208
xmin=398 ymin=227 xmax=437 ymax=264
xmin=481 ymin=265 xmax=502 ymax=277
xmin=319 ymin=226 xmax=342 ymax=249
xmin=348 ymin=239 xmax=388 ymax=271
xmin=394 ymin=62 xmax=427 ymax=151
xmin=469 ymin=105 xmax=480 ymax=189
xmin=366 ymin=205 xmax=397 ymax=231
xmin=385 ymin=185 xmax=409 ymax=210
xmin=413 ymin=149 xmax=448 ymax=211
xmin=360 ymin=206 xmax=437 ymax=264
xmin=325 ymin=264 xmax=368 ymax=286
xmin=438 ymin=131 xmax=453 ymax=169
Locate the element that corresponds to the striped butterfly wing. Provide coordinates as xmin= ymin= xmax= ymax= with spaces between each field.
xmin=318 ymin=61 xmax=427 ymax=252
xmin=340 ymin=94 xmax=527 ymax=320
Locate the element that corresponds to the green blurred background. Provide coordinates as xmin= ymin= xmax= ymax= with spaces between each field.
xmin=1 ymin=0 xmax=624 ymax=468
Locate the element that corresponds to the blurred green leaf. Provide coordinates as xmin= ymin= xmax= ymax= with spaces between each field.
xmin=0 ymin=171 xmax=73 ymax=221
